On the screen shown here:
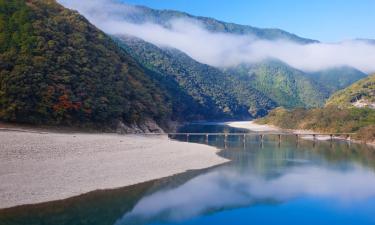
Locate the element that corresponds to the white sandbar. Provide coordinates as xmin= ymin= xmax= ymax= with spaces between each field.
xmin=0 ymin=131 xmax=228 ymax=209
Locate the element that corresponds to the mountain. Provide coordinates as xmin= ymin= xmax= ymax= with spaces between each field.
xmin=116 ymin=35 xmax=276 ymax=118
xmin=306 ymin=67 xmax=367 ymax=95
xmin=1 ymin=0 xmax=368 ymax=131
xmin=326 ymin=74 xmax=375 ymax=109
xmin=355 ymin=38 xmax=375 ymax=45
xmin=0 ymin=0 xmax=179 ymax=131
xmin=118 ymin=4 xmax=318 ymax=44
xmin=225 ymin=61 xmax=329 ymax=108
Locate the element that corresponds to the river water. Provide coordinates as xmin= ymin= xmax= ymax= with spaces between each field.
xmin=1 ymin=123 xmax=375 ymax=225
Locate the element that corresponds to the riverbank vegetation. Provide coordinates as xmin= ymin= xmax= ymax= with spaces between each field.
xmin=256 ymin=106 xmax=375 ymax=143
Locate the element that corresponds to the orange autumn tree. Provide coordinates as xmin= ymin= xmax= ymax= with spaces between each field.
xmin=52 ymin=93 xmax=82 ymax=122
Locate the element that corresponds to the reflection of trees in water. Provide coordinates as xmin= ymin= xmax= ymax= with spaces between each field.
xmin=0 ymin=168 xmax=215 ymax=225
xmin=0 ymin=181 xmax=153 ymax=225
xmin=310 ymin=141 xmax=375 ymax=170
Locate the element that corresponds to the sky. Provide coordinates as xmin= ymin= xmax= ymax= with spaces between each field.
xmin=121 ymin=0 xmax=375 ymax=42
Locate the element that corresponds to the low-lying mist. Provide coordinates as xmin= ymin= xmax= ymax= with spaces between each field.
xmin=59 ymin=0 xmax=375 ymax=73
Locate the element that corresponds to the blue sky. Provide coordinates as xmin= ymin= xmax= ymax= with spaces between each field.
xmin=122 ymin=0 xmax=375 ymax=42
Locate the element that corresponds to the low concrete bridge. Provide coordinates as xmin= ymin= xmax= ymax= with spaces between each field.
xmin=144 ymin=132 xmax=355 ymax=144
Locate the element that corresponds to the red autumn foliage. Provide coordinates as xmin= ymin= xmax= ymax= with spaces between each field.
xmin=53 ymin=94 xmax=81 ymax=112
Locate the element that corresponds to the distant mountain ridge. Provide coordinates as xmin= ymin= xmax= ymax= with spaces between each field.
xmin=121 ymin=3 xmax=318 ymax=44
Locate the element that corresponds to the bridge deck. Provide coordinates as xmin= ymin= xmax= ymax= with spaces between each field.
xmin=142 ymin=132 xmax=354 ymax=136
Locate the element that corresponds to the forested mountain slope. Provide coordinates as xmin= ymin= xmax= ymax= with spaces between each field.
xmin=116 ymin=35 xmax=276 ymax=118
xmin=0 ymin=0 xmax=176 ymax=130
xmin=326 ymin=74 xmax=375 ymax=108
xmin=307 ymin=67 xmax=367 ymax=95
xmin=258 ymin=75 xmax=375 ymax=143
xmin=225 ymin=61 xmax=329 ymax=108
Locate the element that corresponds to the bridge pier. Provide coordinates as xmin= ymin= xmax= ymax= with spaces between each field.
xmin=224 ymin=134 xmax=228 ymax=149
xmin=346 ymin=134 xmax=351 ymax=148
xmin=243 ymin=134 xmax=246 ymax=149
xmin=159 ymin=132 xmax=354 ymax=147
xmin=260 ymin=134 xmax=264 ymax=142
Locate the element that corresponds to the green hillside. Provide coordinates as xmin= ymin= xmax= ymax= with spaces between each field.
xmin=257 ymin=106 xmax=375 ymax=142
xmin=116 ymin=35 xmax=276 ymax=118
xmin=326 ymin=74 xmax=375 ymax=108
xmin=307 ymin=67 xmax=367 ymax=94
xmin=0 ymin=0 xmax=175 ymax=129
xmin=258 ymin=76 xmax=375 ymax=143
xmin=225 ymin=61 xmax=329 ymax=108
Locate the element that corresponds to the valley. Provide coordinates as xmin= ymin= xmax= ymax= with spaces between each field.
xmin=0 ymin=1 xmax=375 ymax=224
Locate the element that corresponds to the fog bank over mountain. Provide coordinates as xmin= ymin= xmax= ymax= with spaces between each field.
xmin=59 ymin=0 xmax=375 ymax=73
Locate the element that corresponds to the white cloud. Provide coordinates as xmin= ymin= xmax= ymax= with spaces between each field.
xmin=59 ymin=0 xmax=375 ymax=73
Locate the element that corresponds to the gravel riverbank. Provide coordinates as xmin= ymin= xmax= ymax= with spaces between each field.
xmin=0 ymin=130 xmax=228 ymax=209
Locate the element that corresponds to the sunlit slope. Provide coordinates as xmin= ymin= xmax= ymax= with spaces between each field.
xmin=225 ymin=61 xmax=329 ymax=108
xmin=326 ymin=74 xmax=375 ymax=108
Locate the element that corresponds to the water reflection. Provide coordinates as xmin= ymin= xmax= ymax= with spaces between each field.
xmin=116 ymin=162 xmax=375 ymax=224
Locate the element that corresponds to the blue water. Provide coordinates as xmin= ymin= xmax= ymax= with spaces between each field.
xmin=1 ymin=123 xmax=375 ymax=225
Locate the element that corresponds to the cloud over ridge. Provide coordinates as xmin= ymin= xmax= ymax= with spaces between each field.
xmin=59 ymin=0 xmax=375 ymax=73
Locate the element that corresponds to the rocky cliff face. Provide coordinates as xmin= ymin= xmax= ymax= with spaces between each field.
xmin=116 ymin=118 xmax=164 ymax=134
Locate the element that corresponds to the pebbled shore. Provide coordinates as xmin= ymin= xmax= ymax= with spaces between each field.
xmin=0 ymin=130 xmax=228 ymax=209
